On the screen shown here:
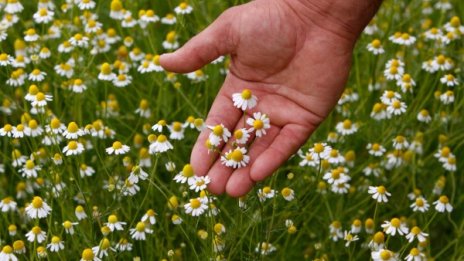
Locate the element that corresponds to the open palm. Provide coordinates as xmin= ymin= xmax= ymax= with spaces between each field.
xmin=161 ymin=0 xmax=361 ymax=196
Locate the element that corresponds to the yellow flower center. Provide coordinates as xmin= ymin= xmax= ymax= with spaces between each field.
xmin=13 ymin=240 xmax=24 ymax=250
xmin=342 ymin=119 xmax=352 ymax=129
xmin=172 ymin=122 xmax=182 ymax=132
xmin=68 ymin=141 xmax=78 ymax=150
xmin=26 ymin=28 xmax=36 ymax=36
xmin=263 ymin=186 xmax=271 ymax=194
xmin=392 ymin=100 xmax=401 ymax=109
xmin=16 ymin=124 xmax=24 ymax=132
xmin=439 ymin=195 xmax=449 ymax=204
xmin=63 ymin=221 xmax=72 ymax=229
xmin=194 ymin=70 xmax=204 ymax=77
xmin=420 ymin=110 xmax=429 ymax=117
xmin=450 ymin=16 xmax=460 ymax=27
xmin=390 ymin=218 xmax=401 ymax=228
xmin=377 ymin=186 xmax=386 ymax=194
xmin=182 ymin=164 xmax=194 ymax=177
xmin=179 ymin=2 xmax=188 ymax=9
xmin=389 ymin=66 xmax=398 ymax=74
xmin=157 ymin=134 xmax=167 ymax=143
xmin=212 ymin=125 xmax=223 ymax=136
xmin=101 ymin=63 xmax=112 ymax=74
xmin=373 ymin=231 xmax=385 ymax=243
xmin=36 ymin=92 xmax=45 ymax=101
xmin=28 ymin=120 xmax=38 ymax=129
xmin=3 ymin=124 xmax=13 ymax=132
xmin=25 ymin=160 xmax=35 ymax=170
xmin=0 ymin=53 xmax=8 ymax=61
xmin=415 ymin=198 xmax=424 ymax=207
xmin=117 ymin=74 xmax=126 ymax=81
xmin=51 ymin=236 xmax=61 ymax=244
xmin=395 ymin=136 xmax=405 ymax=143
xmin=253 ymin=119 xmax=264 ymax=130
xmin=108 ymin=214 xmax=118 ymax=223
xmin=281 ymin=187 xmax=292 ymax=197
xmin=401 ymin=33 xmax=410 ymax=40
xmin=380 ymin=250 xmax=392 ymax=260
xmin=112 ymin=141 xmax=122 ymax=150
xmin=82 ymin=248 xmax=94 ymax=260
xmin=2 ymin=245 xmax=13 ymax=254
xmin=436 ymin=55 xmax=445 ymax=65
xmin=371 ymin=39 xmax=381 ymax=48
xmin=234 ymin=129 xmax=243 ymax=139
xmin=230 ymin=149 xmax=244 ymax=162
xmin=146 ymin=209 xmax=155 ymax=216
xmin=32 ymin=196 xmax=44 ymax=208
xmin=329 ymin=149 xmax=338 ymax=157
xmin=313 ymin=143 xmax=324 ymax=153
xmin=76 ymin=205 xmax=84 ymax=213
xmin=410 ymin=248 xmax=420 ymax=256
xmin=241 ymin=89 xmax=252 ymax=99
xmin=166 ymin=31 xmax=176 ymax=43
xmin=50 ymin=118 xmax=61 ymax=129
xmin=67 ymin=122 xmax=79 ymax=133
xmin=32 ymin=226 xmax=42 ymax=234
xmin=190 ymin=198 xmax=201 ymax=209
xmin=100 ymin=238 xmax=110 ymax=249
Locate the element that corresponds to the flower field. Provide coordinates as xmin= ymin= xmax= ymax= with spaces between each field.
xmin=0 ymin=0 xmax=463 ymax=260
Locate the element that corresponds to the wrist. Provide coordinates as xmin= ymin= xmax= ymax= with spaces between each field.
xmin=282 ymin=0 xmax=382 ymax=42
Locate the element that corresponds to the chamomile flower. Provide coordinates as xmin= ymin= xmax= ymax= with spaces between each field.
xmin=80 ymin=248 xmax=100 ymax=261
xmin=386 ymin=99 xmax=407 ymax=116
xmin=255 ymin=242 xmax=276 ymax=256
xmin=439 ymin=90 xmax=454 ymax=104
xmin=336 ymin=119 xmax=358 ymax=136
xmin=405 ymin=248 xmax=425 ymax=261
xmin=371 ymin=249 xmax=397 ymax=261
xmin=0 ymin=197 xmax=17 ymax=212
xmin=232 ymin=89 xmax=258 ymax=110
xmin=410 ymin=197 xmax=429 ymax=212
xmin=367 ymin=39 xmax=384 ymax=55
xmin=33 ymin=8 xmax=54 ymax=24
xmin=184 ymin=198 xmax=208 ymax=216
xmin=327 ymin=149 xmax=345 ymax=164
xmin=26 ymin=226 xmax=47 ymax=243
xmin=4 ymin=0 xmax=24 ymax=14
xmin=92 ymin=238 xmax=115 ymax=258
xmin=381 ymin=218 xmax=409 ymax=236
xmin=161 ymin=13 xmax=177 ymax=24
xmin=28 ymin=69 xmax=46 ymax=82
xmin=149 ymin=134 xmax=173 ymax=154
xmin=405 ymin=226 xmax=428 ymax=243
xmin=247 ymin=112 xmax=270 ymax=137
xmin=152 ymin=120 xmax=166 ymax=132
xmin=0 ymin=245 xmax=17 ymax=261
xmin=440 ymin=74 xmax=459 ymax=87
xmin=257 ymin=186 xmax=275 ymax=202
xmin=19 ymin=159 xmax=41 ymax=178
xmin=106 ymin=141 xmax=130 ymax=155
xmin=98 ymin=63 xmax=116 ymax=81
xmin=69 ymin=33 xmax=89 ymax=48
xmin=443 ymin=156 xmax=456 ymax=171
xmin=162 ymin=31 xmax=179 ymax=50
xmin=115 ymin=238 xmax=132 ymax=252
xmin=392 ymin=135 xmax=409 ymax=150
xmin=433 ymin=195 xmax=453 ymax=213
xmin=63 ymin=221 xmax=78 ymax=235
xmin=281 ymin=187 xmax=295 ymax=201
xmin=141 ymin=209 xmax=157 ymax=225
xmin=174 ymin=164 xmax=195 ymax=184
xmin=112 ymin=74 xmax=132 ymax=87
xmin=329 ymin=221 xmax=344 ymax=241
xmin=417 ymin=109 xmax=431 ymax=123
xmin=174 ymin=2 xmax=193 ymax=15
xmin=24 ymin=28 xmax=39 ymax=42
xmin=105 ymin=214 xmax=126 ymax=232
xmin=55 ymin=63 xmax=74 ymax=78
xmin=47 ymin=236 xmax=64 ymax=252
xmin=128 ymin=166 xmax=148 ymax=184
xmin=397 ymin=74 xmax=415 ymax=93
xmin=389 ymin=32 xmax=416 ymax=45
xmin=0 ymin=124 xmax=14 ymax=137
xmin=25 ymin=196 xmax=52 ymax=219
xmin=63 ymin=140 xmax=85 ymax=156
xmin=77 ymin=0 xmax=96 ymax=10
xmin=368 ymin=186 xmax=391 ymax=203
xmin=168 ymin=121 xmax=185 ymax=140
xmin=424 ymin=27 xmax=443 ymax=40
xmin=222 ymin=147 xmax=250 ymax=168
xmin=208 ymin=124 xmax=231 ymax=146
xmin=79 ymin=164 xmax=95 ymax=177
xmin=343 ymin=231 xmax=359 ymax=247
xmin=188 ymin=176 xmax=211 ymax=192
xmin=299 ymin=151 xmax=318 ymax=167
xmin=129 ymin=222 xmax=153 ymax=241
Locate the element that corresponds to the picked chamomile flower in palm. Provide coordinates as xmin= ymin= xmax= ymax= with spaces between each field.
xmin=106 ymin=141 xmax=130 ymax=155
xmin=221 ymin=147 xmax=250 ymax=168
xmin=247 ymin=112 xmax=270 ymax=137
xmin=208 ymin=124 xmax=231 ymax=146
xmin=232 ymin=89 xmax=258 ymax=111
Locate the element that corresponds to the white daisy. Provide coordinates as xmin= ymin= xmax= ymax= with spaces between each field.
xmin=232 ymin=89 xmax=258 ymax=110
xmin=222 ymin=147 xmax=250 ymax=168
xmin=188 ymin=176 xmax=211 ymax=192
xmin=433 ymin=195 xmax=453 ymax=213
xmin=208 ymin=124 xmax=231 ymax=146
xmin=106 ymin=141 xmax=130 ymax=155
xmin=246 ymin=112 xmax=270 ymax=137
xmin=184 ymin=198 xmax=208 ymax=216
xmin=368 ymin=186 xmax=391 ymax=203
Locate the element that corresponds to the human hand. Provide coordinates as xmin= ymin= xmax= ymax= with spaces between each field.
xmin=160 ymin=0 xmax=381 ymax=196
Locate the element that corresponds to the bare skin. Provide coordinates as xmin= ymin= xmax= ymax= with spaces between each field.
xmin=160 ymin=0 xmax=382 ymax=197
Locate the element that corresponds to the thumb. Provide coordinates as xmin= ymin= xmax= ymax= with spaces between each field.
xmin=160 ymin=9 xmax=237 ymax=73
